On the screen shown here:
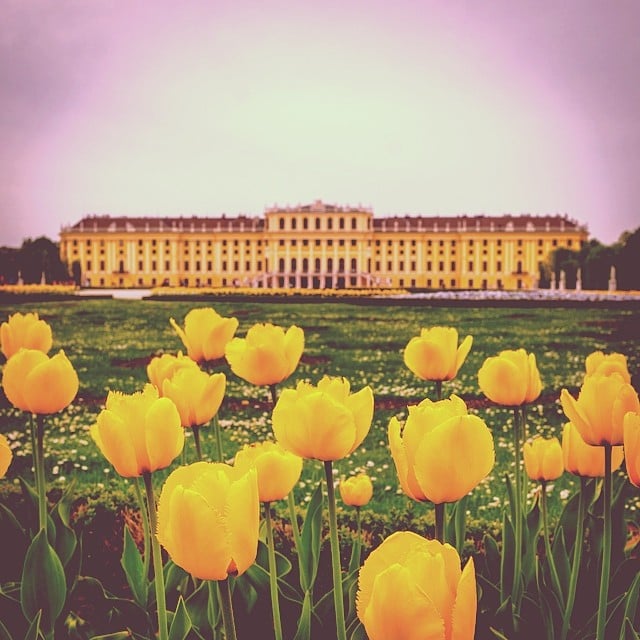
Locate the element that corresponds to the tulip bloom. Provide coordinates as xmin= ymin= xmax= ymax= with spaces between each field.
xmin=234 ymin=440 xmax=302 ymax=502
xmin=1 ymin=312 xmax=53 ymax=359
xmin=357 ymin=531 xmax=476 ymax=640
xmin=585 ymin=351 xmax=630 ymax=383
xmin=523 ymin=436 xmax=564 ymax=482
xmin=560 ymin=373 xmax=639 ymax=446
xmin=170 ymin=308 xmax=239 ymax=362
xmin=2 ymin=349 xmax=79 ymax=414
xmin=389 ymin=395 xmax=494 ymax=504
xmin=225 ymin=323 xmax=304 ymax=387
xmin=157 ymin=461 xmax=259 ymax=580
xmin=91 ymin=385 xmax=184 ymax=477
xmin=403 ymin=327 xmax=473 ymax=382
xmin=340 ymin=474 xmax=373 ymax=507
xmin=478 ymin=349 xmax=542 ymax=406
xmin=147 ymin=352 xmax=199 ymax=391
xmin=562 ymin=422 xmax=624 ymax=477
xmin=162 ymin=368 xmax=226 ymax=428
xmin=0 ymin=434 xmax=12 ymax=478
xmin=272 ymin=376 xmax=374 ymax=461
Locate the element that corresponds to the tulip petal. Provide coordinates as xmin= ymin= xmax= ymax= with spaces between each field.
xmin=451 ymin=557 xmax=477 ymax=640
xmin=91 ymin=412 xmax=140 ymax=477
xmin=624 ymin=412 xmax=640 ymax=488
xmin=345 ymin=386 xmax=374 ymax=453
xmin=2 ymin=349 xmax=49 ymax=411
xmin=225 ymin=467 xmax=259 ymax=575
xmin=478 ymin=357 xmax=526 ymax=406
xmin=560 ymin=389 xmax=598 ymax=445
xmin=388 ymin=417 xmax=426 ymax=501
xmin=453 ymin=335 xmax=473 ymax=378
xmin=145 ymin=398 xmax=183 ymax=472
xmin=24 ymin=351 xmax=79 ymax=414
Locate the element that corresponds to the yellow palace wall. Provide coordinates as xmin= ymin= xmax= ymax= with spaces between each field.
xmin=59 ymin=201 xmax=587 ymax=290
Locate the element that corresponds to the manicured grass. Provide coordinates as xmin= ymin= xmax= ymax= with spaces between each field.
xmin=1 ymin=299 xmax=639 ymax=526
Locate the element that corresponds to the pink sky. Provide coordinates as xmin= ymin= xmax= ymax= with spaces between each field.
xmin=1 ymin=0 xmax=639 ymax=247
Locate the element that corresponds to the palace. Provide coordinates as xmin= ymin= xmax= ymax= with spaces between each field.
xmin=59 ymin=200 xmax=588 ymax=290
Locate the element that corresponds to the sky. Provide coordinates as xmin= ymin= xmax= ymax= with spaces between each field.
xmin=1 ymin=0 xmax=639 ymax=248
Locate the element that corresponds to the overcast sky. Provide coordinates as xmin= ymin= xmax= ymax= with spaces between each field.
xmin=1 ymin=0 xmax=639 ymax=247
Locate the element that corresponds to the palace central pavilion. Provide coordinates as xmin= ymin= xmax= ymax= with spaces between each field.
xmin=59 ymin=200 xmax=587 ymax=290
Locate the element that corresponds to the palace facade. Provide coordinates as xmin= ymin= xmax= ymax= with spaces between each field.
xmin=59 ymin=200 xmax=588 ymax=290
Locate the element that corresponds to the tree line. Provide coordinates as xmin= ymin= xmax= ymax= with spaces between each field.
xmin=0 ymin=228 xmax=638 ymax=289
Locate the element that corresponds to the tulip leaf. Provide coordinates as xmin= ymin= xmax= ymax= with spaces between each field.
xmin=164 ymin=559 xmax=190 ymax=598
xmin=168 ymin=596 xmax=192 ymax=640
xmin=621 ymin=573 xmax=640 ymax=637
xmin=299 ymin=480 xmax=324 ymax=590
xmin=20 ymin=529 xmax=66 ymax=633
xmin=551 ymin=527 xmax=570 ymax=603
xmin=120 ymin=525 xmax=148 ymax=608
xmin=256 ymin=539 xmax=292 ymax=578
xmin=234 ymin=571 xmax=258 ymax=613
xmin=454 ymin=495 xmax=467 ymax=556
xmin=90 ymin=633 xmax=137 ymax=639
xmin=292 ymin=590 xmax=312 ymax=640
xmin=206 ymin=579 xmax=220 ymax=633
xmin=534 ymin=560 xmax=556 ymax=640
xmin=184 ymin=579 xmax=211 ymax=632
xmin=348 ymin=536 xmax=362 ymax=575
xmin=50 ymin=503 xmax=77 ymax=570
xmin=482 ymin=533 xmax=501 ymax=583
xmin=348 ymin=620 xmax=367 ymax=640
xmin=499 ymin=512 xmax=514 ymax=604
xmin=504 ymin=473 xmax=516 ymax=525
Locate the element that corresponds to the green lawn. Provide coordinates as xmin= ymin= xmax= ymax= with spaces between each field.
xmin=1 ymin=298 xmax=639 ymax=526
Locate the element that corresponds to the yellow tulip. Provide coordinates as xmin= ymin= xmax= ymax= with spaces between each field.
xmin=403 ymin=327 xmax=473 ymax=382
xmin=272 ymin=376 xmax=374 ymax=461
xmin=523 ymin=436 xmax=564 ymax=482
xmin=560 ymin=373 xmax=639 ymax=446
xmin=357 ymin=531 xmax=476 ymax=640
xmin=147 ymin=352 xmax=199 ymax=391
xmin=585 ymin=351 xmax=630 ymax=384
xmin=90 ymin=384 xmax=183 ymax=477
xmin=161 ymin=368 xmax=226 ymax=428
xmin=478 ymin=348 xmax=542 ymax=406
xmin=1 ymin=312 xmax=53 ymax=359
xmin=2 ymin=348 xmax=79 ymax=414
xmin=389 ymin=395 xmax=494 ymax=504
xmin=623 ymin=412 xmax=640 ymax=488
xmin=234 ymin=440 xmax=302 ymax=502
xmin=0 ymin=434 xmax=12 ymax=478
xmin=340 ymin=474 xmax=373 ymax=507
xmin=562 ymin=422 xmax=624 ymax=477
xmin=157 ymin=461 xmax=259 ymax=580
xmin=225 ymin=322 xmax=304 ymax=387
xmin=170 ymin=308 xmax=239 ymax=362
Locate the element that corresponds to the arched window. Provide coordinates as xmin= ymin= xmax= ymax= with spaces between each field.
xmin=327 ymin=218 xmax=333 ymax=230
xmin=315 ymin=258 xmax=321 ymax=272
xmin=279 ymin=217 xmax=285 ymax=230
xmin=327 ymin=257 xmax=334 ymax=271
xmin=291 ymin=218 xmax=297 ymax=230
xmin=339 ymin=217 xmax=345 ymax=230
xmin=303 ymin=217 xmax=308 ymax=230
xmin=351 ymin=217 xmax=357 ymax=230
xmin=315 ymin=217 xmax=321 ymax=230
xmin=338 ymin=258 xmax=345 ymax=272
xmin=302 ymin=258 xmax=309 ymax=271
xmin=291 ymin=258 xmax=297 ymax=272
xmin=351 ymin=258 xmax=357 ymax=272
xmin=278 ymin=258 xmax=285 ymax=272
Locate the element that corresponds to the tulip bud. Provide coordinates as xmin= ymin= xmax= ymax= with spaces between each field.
xmin=389 ymin=395 xmax=494 ymax=504
xmin=403 ymin=326 xmax=473 ymax=382
xmin=1 ymin=312 xmax=53 ymax=359
xmin=162 ymin=368 xmax=226 ymax=428
xmin=157 ymin=461 xmax=259 ymax=580
xmin=561 ymin=373 xmax=639 ymax=446
xmin=357 ymin=531 xmax=476 ymax=640
xmin=147 ymin=352 xmax=199 ymax=391
xmin=562 ymin=422 xmax=624 ymax=477
xmin=0 ymin=434 xmax=12 ymax=478
xmin=2 ymin=348 xmax=79 ymax=414
xmin=478 ymin=349 xmax=542 ymax=406
xmin=523 ymin=436 xmax=564 ymax=482
xmin=91 ymin=385 xmax=184 ymax=477
xmin=234 ymin=440 xmax=302 ymax=502
xmin=170 ymin=307 xmax=239 ymax=362
xmin=225 ymin=323 xmax=304 ymax=386
xmin=585 ymin=351 xmax=630 ymax=383
xmin=623 ymin=411 xmax=640 ymax=488
xmin=272 ymin=376 xmax=374 ymax=461
xmin=340 ymin=474 xmax=373 ymax=507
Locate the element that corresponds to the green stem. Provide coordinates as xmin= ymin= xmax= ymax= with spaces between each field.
xmin=213 ymin=414 xmax=224 ymax=463
xmin=143 ymin=471 xmax=168 ymax=640
xmin=521 ymin=406 xmax=528 ymax=510
xmin=35 ymin=414 xmax=47 ymax=532
xmin=134 ymin=477 xmax=151 ymax=580
xmin=265 ymin=502 xmax=283 ymax=640
xmin=219 ymin=577 xmax=237 ymax=640
xmin=596 ymin=444 xmax=612 ymax=640
xmin=434 ymin=502 xmax=445 ymax=544
xmin=540 ymin=480 xmax=563 ymax=606
xmin=561 ymin=477 xmax=587 ymax=640
xmin=324 ymin=460 xmax=347 ymax=640
xmin=434 ymin=380 xmax=443 ymax=402
xmin=287 ymin=491 xmax=308 ymax=591
xmin=192 ymin=425 xmax=203 ymax=461
xmin=269 ymin=384 xmax=278 ymax=407
xmin=512 ymin=407 xmax=522 ymax=609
